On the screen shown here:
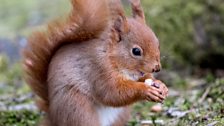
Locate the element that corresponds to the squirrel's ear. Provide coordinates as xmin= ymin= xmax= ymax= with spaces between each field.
xmin=129 ymin=0 xmax=145 ymax=24
xmin=110 ymin=0 xmax=129 ymax=41
xmin=113 ymin=15 xmax=129 ymax=35
xmin=112 ymin=14 xmax=129 ymax=42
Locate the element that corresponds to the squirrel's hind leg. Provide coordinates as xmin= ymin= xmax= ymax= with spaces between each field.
xmin=48 ymin=89 xmax=100 ymax=126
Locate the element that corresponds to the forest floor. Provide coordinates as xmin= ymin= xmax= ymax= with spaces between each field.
xmin=0 ymin=61 xmax=223 ymax=126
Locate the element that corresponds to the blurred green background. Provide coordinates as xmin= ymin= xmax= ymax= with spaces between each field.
xmin=0 ymin=0 xmax=223 ymax=126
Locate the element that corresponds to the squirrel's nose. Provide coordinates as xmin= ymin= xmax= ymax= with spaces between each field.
xmin=152 ymin=64 xmax=161 ymax=73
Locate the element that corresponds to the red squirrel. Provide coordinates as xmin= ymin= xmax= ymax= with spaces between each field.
xmin=23 ymin=0 xmax=168 ymax=125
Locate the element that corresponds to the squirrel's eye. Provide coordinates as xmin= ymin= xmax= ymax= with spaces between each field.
xmin=132 ymin=48 xmax=142 ymax=56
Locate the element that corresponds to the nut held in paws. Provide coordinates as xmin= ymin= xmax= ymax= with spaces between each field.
xmin=145 ymin=79 xmax=153 ymax=86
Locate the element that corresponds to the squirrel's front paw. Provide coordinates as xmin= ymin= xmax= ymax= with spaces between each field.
xmin=153 ymin=80 xmax=169 ymax=97
xmin=144 ymin=86 xmax=165 ymax=103
xmin=145 ymin=79 xmax=168 ymax=97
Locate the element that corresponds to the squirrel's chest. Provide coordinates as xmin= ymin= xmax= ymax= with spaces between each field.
xmin=97 ymin=106 xmax=124 ymax=126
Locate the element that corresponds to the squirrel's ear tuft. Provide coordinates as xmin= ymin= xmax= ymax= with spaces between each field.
xmin=110 ymin=0 xmax=129 ymax=41
xmin=130 ymin=0 xmax=145 ymax=24
xmin=109 ymin=0 xmax=128 ymax=33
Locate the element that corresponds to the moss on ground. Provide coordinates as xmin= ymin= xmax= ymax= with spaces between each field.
xmin=0 ymin=110 xmax=40 ymax=126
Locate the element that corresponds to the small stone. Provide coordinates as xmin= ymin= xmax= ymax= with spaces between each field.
xmin=141 ymin=120 xmax=164 ymax=126
xmin=151 ymin=104 xmax=163 ymax=113
xmin=207 ymin=121 xmax=218 ymax=126
xmin=166 ymin=107 xmax=189 ymax=118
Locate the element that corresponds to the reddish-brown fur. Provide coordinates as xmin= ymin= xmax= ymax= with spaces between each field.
xmin=23 ymin=0 xmax=168 ymax=126
xmin=23 ymin=0 xmax=109 ymax=111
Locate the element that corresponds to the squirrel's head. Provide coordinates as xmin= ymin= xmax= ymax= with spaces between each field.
xmin=108 ymin=0 xmax=161 ymax=80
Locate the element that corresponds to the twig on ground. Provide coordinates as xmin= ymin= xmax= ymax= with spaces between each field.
xmin=198 ymin=86 xmax=211 ymax=104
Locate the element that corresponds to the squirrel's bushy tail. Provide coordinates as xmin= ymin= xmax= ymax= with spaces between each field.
xmin=23 ymin=0 xmax=109 ymax=111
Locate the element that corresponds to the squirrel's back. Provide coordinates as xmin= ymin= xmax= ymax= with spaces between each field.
xmin=23 ymin=0 xmax=109 ymax=111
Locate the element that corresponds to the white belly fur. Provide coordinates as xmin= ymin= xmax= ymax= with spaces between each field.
xmin=97 ymin=106 xmax=124 ymax=126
